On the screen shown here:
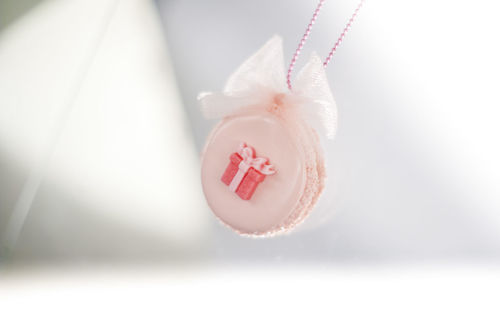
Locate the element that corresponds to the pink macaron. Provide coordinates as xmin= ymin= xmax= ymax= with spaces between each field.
xmin=201 ymin=97 xmax=325 ymax=236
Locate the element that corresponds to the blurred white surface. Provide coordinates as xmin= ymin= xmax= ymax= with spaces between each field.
xmin=2 ymin=265 xmax=500 ymax=308
xmin=0 ymin=0 xmax=209 ymax=261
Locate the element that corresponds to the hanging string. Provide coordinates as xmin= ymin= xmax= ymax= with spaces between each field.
xmin=287 ymin=0 xmax=365 ymax=90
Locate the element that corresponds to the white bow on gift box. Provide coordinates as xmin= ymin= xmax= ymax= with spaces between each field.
xmin=198 ymin=35 xmax=338 ymax=140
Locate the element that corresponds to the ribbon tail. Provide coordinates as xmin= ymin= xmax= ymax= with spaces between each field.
xmin=304 ymin=98 xmax=337 ymax=139
xmin=199 ymin=89 xmax=278 ymax=120
xmin=199 ymin=92 xmax=236 ymax=119
xmin=292 ymin=52 xmax=338 ymax=139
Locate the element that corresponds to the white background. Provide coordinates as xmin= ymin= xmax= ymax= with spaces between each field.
xmin=0 ymin=0 xmax=499 ymax=306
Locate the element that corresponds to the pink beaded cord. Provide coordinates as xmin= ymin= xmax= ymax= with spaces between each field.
xmin=287 ymin=0 xmax=365 ymax=90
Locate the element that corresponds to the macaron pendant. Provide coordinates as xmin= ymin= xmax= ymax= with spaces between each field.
xmin=199 ymin=36 xmax=337 ymax=236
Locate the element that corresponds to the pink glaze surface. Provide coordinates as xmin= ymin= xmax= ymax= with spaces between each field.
xmin=201 ymin=107 xmax=324 ymax=235
xmin=201 ymin=111 xmax=308 ymax=234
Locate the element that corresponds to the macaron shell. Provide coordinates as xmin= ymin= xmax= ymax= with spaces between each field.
xmin=280 ymin=123 xmax=325 ymax=231
xmin=201 ymin=110 xmax=307 ymax=235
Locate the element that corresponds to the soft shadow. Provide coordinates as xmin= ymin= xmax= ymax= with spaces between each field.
xmin=0 ymin=151 xmax=208 ymax=269
xmin=0 ymin=0 xmax=45 ymax=31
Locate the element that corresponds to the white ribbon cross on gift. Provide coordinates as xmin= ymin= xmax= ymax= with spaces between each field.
xmin=228 ymin=143 xmax=275 ymax=192
xmin=198 ymin=36 xmax=338 ymax=140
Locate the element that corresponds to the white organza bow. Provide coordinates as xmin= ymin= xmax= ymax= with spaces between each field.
xmin=198 ymin=36 xmax=337 ymax=139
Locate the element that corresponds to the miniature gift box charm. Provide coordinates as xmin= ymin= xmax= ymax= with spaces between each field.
xmin=221 ymin=143 xmax=276 ymax=200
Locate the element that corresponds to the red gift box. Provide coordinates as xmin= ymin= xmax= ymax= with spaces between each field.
xmin=221 ymin=143 xmax=275 ymax=200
